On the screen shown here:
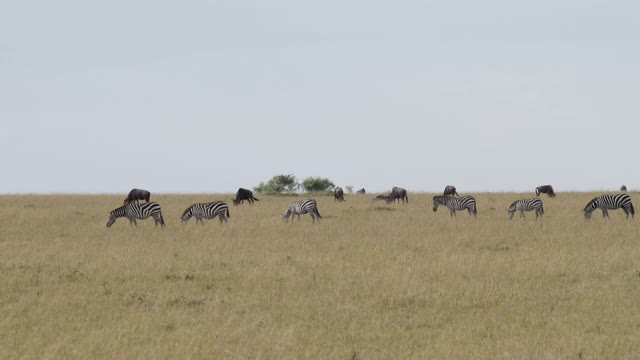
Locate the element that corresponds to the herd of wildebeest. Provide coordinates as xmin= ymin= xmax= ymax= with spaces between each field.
xmin=105 ymin=184 xmax=635 ymax=228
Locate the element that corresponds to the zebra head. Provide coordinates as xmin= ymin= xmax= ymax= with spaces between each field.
xmin=432 ymin=197 xmax=441 ymax=212
xmin=181 ymin=207 xmax=193 ymax=224
xmin=506 ymin=208 xmax=516 ymax=220
xmin=106 ymin=213 xmax=117 ymax=227
xmin=583 ymin=202 xmax=595 ymax=220
xmin=282 ymin=209 xmax=291 ymax=223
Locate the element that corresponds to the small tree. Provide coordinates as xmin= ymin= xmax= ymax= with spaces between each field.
xmin=301 ymin=177 xmax=335 ymax=192
xmin=254 ymin=174 xmax=298 ymax=193
xmin=345 ymin=185 xmax=353 ymax=194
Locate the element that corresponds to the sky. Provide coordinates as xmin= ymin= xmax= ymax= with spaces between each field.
xmin=1 ymin=0 xmax=639 ymax=193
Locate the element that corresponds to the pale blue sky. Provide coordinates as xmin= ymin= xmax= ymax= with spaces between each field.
xmin=2 ymin=0 xmax=638 ymax=193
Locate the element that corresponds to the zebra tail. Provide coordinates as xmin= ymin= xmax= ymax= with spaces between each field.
xmin=227 ymin=207 xmax=231 ymax=218
xmin=254 ymin=197 xmax=260 ymax=201
xmin=316 ymin=207 xmax=322 ymax=219
xmin=160 ymin=213 xmax=165 ymax=225
xmin=630 ymin=202 xmax=635 ymax=216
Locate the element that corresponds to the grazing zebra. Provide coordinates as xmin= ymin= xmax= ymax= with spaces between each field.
xmin=621 ymin=185 xmax=628 ymax=192
xmin=334 ymin=187 xmax=345 ymax=202
xmin=583 ymin=194 xmax=634 ymax=220
xmin=107 ymin=202 xmax=165 ymax=228
xmin=357 ymin=188 xmax=366 ymax=194
xmin=282 ymin=199 xmax=322 ymax=224
xmin=233 ymin=188 xmax=259 ymax=205
xmin=391 ymin=187 xmax=408 ymax=204
xmin=181 ymin=201 xmax=230 ymax=224
xmin=443 ymin=185 xmax=459 ymax=197
xmin=506 ymin=198 xmax=544 ymax=220
xmin=124 ymin=188 xmax=151 ymax=204
xmin=535 ymin=185 xmax=556 ymax=197
xmin=433 ymin=195 xmax=477 ymax=218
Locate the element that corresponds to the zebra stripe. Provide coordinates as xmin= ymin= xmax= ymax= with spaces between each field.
xmin=107 ymin=202 xmax=165 ymax=228
xmin=181 ymin=201 xmax=230 ymax=224
xmin=433 ymin=195 xmax=477 ymax=218
xmin=282 ymin=199 xmax=322 ymax=223
xmin=507 ymin=198 xmax=544 ymax=220
xmin=584 ymin=194 xmax=634 ymax=220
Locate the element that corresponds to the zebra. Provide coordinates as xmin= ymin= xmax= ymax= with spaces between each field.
xmin=506 ymin=198 xmax=544 ymax=220
xmin=433 ymin=195 xmax=477 ymax=218
xmin=233 ymin=188 xmax=259 ymax=205
xmin=443 ymin=185 xmax=459 ymax=197
xmin=357 ymin=188 xmax=366 ymax=194
xmin=124 ymin=188 xmax=151 ymax=204
xmin=107 ymin=202 xmax=165 ymax=228
xmin=334 ymin=187 xmax=345 ymax=202
xmin=535 ymin=185 xmax=556 ymax=197
xmin=391 ymin=187 xmax=408 ymax=203
xmin=282 ymin=199 xmax=322 ymax=223
xmin=181 ymin=201 xmax=230 ymax=224
xmin=583 ymin=194 xmax=634 ymax=220
xmin=621 ymin=185 xmax=628 ymax=192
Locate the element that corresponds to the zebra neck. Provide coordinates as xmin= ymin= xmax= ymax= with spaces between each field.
xmin=111 ymin=206 xmax=127 ymax=218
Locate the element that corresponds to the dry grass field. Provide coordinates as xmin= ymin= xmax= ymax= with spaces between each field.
xmin=1 ymin=192 xmax=640 ymax=359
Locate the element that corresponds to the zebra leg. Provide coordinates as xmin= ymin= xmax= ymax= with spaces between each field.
xmin=602 ymin=209 xmax=609 ymax=219
xmin=520 ymin=209 xmax=525 ymax=219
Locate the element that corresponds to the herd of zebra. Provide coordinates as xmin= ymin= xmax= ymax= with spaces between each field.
xmin=106 ymin=185 xmax=635 ymax=228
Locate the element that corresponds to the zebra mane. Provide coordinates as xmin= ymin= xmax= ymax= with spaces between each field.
xmin=110 ymin=205 xmax=126 ymax=215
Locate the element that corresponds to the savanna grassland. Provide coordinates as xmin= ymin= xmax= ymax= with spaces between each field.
xmin=1 ymin=192 xmax=640 ymax=359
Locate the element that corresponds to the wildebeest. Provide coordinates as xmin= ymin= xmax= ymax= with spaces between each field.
xmin=535 ymin=185 xmax=556 ymax=197
xmin=390 ymin=187 xmax=408 ymax=203
xmin=443 ymin=185 xmax=459 ymax=197
xmin=357 ymin=188 xmax=366 ymax=194
xmin=124 ymin=188 xmax=151 ymax=204
xmin=621 ymin=185 xmax=628 ymax=192
xmin=374 ymin=194 xmax=394 ymax=204
xmin=334 ymin=187 xmax=345 ymax=202
xmin=232 ymin=188 xmax=259 ymax=205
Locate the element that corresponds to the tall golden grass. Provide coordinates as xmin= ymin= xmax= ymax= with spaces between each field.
xmin=1 ymin=192 xmax=639 ymax=358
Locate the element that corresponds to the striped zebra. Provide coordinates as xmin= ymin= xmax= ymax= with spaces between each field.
xmin=583 ymin=194 xmax=634 ymax=220
xmin=506 ymin=198 xmax=544 ymax=220
xmin=107 ymin=202 xmax=165 ymax=228
xmin=433 ymin=195 xmax=477 ymax=218
xmin=282 ymin=199 xmax=322 ymax=223
xmin=181 ymin=201 xmax=230 ymax=224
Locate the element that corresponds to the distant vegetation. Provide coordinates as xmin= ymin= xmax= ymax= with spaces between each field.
xmin=254 ymin=174 xmax=336 ymax=194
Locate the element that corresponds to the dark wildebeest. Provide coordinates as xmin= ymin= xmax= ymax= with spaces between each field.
xmin=374 ymin=194 xmax=394 ymax=204
xmin=535 ymin=185 xmax=556 ymax=198
xmin=124 ymin=188 xmax=151 ymax=204
xmin=621 ymin=185 xmax=628 ymax=192
xmin=334 ymin=187 xmax=345 ymax=202
xmin=357 ymin=188 xmax=366 ymax=194
xmin=390 ymin=186 xmax=408 ymax=204
xmin=233 ymin=188 xmax=259 ymax=205
xmin=443 ymin=185 xmax=459 ymax=197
